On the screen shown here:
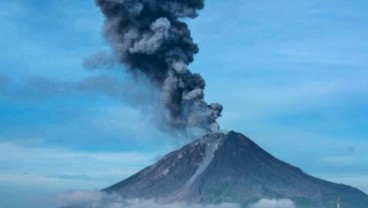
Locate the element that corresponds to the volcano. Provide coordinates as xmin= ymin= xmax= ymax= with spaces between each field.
xmin=105 ymin=131 xmax=368 ymax=208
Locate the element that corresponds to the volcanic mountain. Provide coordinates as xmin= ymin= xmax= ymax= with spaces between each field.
xmin=105 ymin=131 xmax=368 ymax=208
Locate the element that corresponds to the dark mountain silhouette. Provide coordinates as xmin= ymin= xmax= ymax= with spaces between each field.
xmin=105 ymin=131 xmax=368 ymax=208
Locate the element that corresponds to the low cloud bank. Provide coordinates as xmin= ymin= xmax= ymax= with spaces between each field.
xmin=51 ymin=190 xmax=239 ymax=208
xmin=250 ymin=198 xmax=295 ymax=208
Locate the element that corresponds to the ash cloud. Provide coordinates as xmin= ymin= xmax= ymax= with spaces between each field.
xmin=0 ymin=75 xmax=73 ymax=101
xmin=0 ymin=73 xmax=153 ymax=107
xmin=83 ymin=50 xmax=118 ymax=70
xmin=95 ymin=0 xmax=223 ymax=134
xmin=76 ymin=74 xmax=155 ymax=105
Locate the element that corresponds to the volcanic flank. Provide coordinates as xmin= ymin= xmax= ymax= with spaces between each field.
xmin=105 ymin=131 xmax=368 ymax=208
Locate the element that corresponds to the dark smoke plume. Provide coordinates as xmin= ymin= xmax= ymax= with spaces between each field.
xmin=96 ymin=0 xmax=223 ymax=133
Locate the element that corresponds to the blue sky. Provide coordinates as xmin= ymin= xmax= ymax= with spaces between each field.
xmin=0 ymin=0 xmax=368 ymax=207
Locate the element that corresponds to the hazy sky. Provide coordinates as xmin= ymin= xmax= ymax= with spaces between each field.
xmin=0 ymin=0 xmax=368 ymax=207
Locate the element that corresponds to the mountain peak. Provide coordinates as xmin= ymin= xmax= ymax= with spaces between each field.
xmin=105 ymin=131 xmax=368 ymax=208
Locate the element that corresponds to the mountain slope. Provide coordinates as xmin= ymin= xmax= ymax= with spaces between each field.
xmin=105 ymin=131 xmax=368 ymax=208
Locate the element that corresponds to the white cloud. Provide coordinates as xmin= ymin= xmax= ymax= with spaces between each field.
xmin=50 ymin=190 xmax=240 ymax=208
xmin=250 ymin=198 xmax=295 ymax=208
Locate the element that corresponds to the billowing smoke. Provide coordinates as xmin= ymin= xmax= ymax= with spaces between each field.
xmin=95 ymin=0 xmax=223 ymax=134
